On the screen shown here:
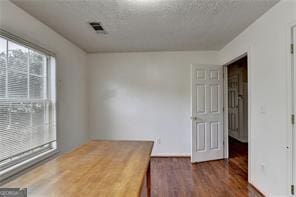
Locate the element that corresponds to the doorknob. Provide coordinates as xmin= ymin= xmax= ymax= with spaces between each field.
xmin=191 ymin=117 xmax=197 ymax=120
xmin=191 ymin=117 xmax=200 ymax=121
xmin=191 ymin=117 xmax=203 ymax=121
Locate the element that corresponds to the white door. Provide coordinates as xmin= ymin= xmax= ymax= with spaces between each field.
xmin=228 ymin=74 xmax=239 ymax=139
xmin=191 ymin=65 xmax=224 ymax=163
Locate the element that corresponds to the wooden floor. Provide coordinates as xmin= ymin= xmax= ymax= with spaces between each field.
xmin=151 ymin=138 xmax=262 ymax=197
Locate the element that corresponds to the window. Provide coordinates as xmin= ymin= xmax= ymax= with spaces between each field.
xmin=0 ymin=33 xmax=57 ymax=176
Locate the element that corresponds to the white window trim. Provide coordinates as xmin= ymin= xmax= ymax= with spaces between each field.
xmin=0 ymin=148 xmax=59 ymax=183
xmin=0 ymin=29 xmax=55 ymax=57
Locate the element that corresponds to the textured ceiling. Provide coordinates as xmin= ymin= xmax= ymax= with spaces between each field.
xmin=11 ymin=0 xmax=279 ymax=53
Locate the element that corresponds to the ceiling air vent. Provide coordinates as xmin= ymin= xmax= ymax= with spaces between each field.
xmin=89 ymin=22 xmax=107 ymax=34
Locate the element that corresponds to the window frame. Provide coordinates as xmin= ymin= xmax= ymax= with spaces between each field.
xmin=0 ymin=29 xmax=59 ymax=182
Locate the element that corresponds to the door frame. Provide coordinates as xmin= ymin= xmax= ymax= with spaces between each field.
xmin=223 ymin=53 xmax=251 ymax=182
xmin=290 ymin=23 xmax=296 ymax=196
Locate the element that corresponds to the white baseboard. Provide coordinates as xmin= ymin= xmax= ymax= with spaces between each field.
xmin=151 ymin=153 xmax=191 ymax=157
xmin=229 ymin=135 xmax=248 ymax=143
xmin=249 ymin=181 xmax=267 ymax=197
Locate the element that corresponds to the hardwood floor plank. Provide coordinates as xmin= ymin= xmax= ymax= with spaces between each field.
xmin=151 ymin=139 xmax=262 ymax=197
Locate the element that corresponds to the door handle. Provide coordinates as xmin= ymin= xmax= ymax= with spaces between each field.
xmin=191 ymin=117 xmax=202 ymax=121
xmin=191 ymin=116 xmax=197 ymax=120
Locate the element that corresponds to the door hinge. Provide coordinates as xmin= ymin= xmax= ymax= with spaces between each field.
xmin=291 ymin=44 xmax=294 ymax=54
xmin=292 ymin=114 xmax=295 ymax=125
xmin=291 ymin=185 xmax=294 ymax=195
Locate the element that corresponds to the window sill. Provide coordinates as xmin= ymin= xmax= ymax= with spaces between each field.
xmin=0 ymin=148 xmax=59 ymax=184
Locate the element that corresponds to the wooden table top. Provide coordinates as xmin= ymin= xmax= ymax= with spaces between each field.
xmin=3 ymin=140 xmax=154 ymax=197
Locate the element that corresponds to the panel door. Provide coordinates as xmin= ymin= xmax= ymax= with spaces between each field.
xmin=228 ymin=74 xmax=239 ymax=139
xmin=191 ymin=65 xmax=224 ymax=163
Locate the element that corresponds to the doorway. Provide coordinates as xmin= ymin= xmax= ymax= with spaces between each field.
xmin=226 ymin=56 xmax=248 ymax=176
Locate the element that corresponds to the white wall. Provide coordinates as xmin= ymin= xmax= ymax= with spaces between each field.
xmin=219 ymin=0 xmax=296 ymax=196
xmin=87 ymin=51 xmax=218 ymax=155
xmin=0 ymin=0 xmax=89 ymax=153
xmin=3 ymin=0 xmax=296 ymax=195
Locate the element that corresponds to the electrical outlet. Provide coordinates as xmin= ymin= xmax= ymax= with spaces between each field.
xmin=58 ymin=79 xmax=62 ymax=89
xmin=260 ymin=163 xmax=265 ymax=171
xmin=259 ymin=106 xmax=266 ymax=114
xmin=156 ymin=138 xmax=161 ymax=145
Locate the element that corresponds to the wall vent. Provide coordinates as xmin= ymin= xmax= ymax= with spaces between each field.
xmin=89 ymin=22 xmax=107 ymax=34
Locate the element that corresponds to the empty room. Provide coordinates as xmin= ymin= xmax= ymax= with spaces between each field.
xmin=0 ymin=0 xmax=296 ymax=196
